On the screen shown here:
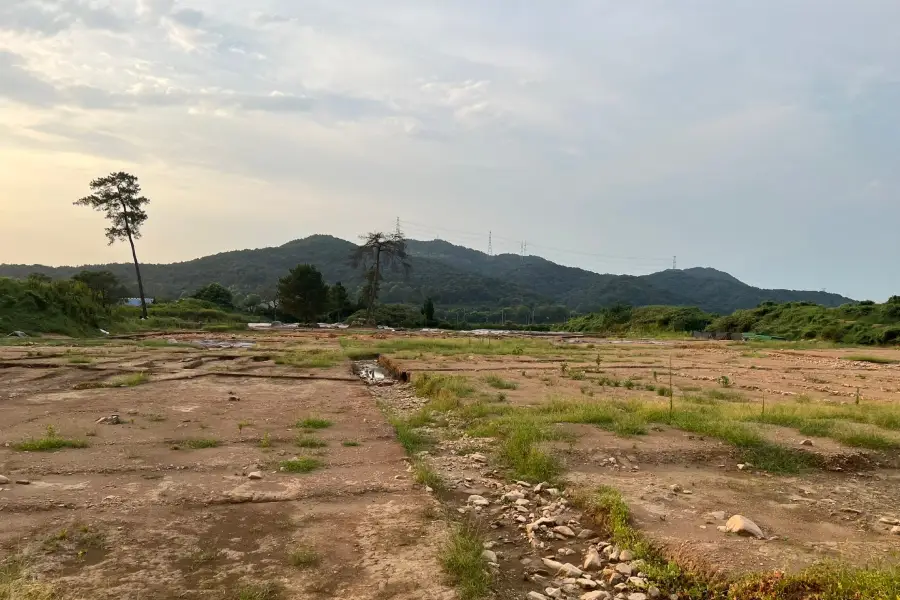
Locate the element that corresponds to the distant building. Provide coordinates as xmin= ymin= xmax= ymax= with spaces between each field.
xmin=123 ymin=298 xmax=154 ymax=307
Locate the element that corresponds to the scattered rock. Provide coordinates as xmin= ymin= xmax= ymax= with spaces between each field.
xmin=481 ymin=549 xmax=498 ymax=563
xmin=629 ymin=594 xmax=648 ymax=600
xmin=737 ymin=463 xmax=752 ymax=471
xmin=648 ymin=587 xmax=661 ymax=598
xmin=669 ymin=483 xmax=683 ymax=493
xmin=722 ymin=515 xmax=764 ymax=539
xmin=583 ymin=547 xmax=603 ymax=570
xmin=502 ymin=490 xmax=525 ymax=502
xmin=800 ymin=439 xmax=814 ymax=446
xmin=8 ymin=331 xmax=28 ymax=338
xmin=95 ymin=414 xmax=122 ymax=425
xmin=615 ymin=563 xmax=633 ymax=576
xmin=545 ymin=588 xmax=562 ymax=599
xmin=247 ymin=471 xmax=263 ymax=480
xmin=469 ymin=453 xmax=488 ymax=463
xmin=581 ymin=591 xmax=612 ymax=600
xmin=542 ymin=558 xmax=565 ymax=571
xmin=577 ymin=528 xmax=595 ymax=539
xmin=619 ymin=549 xmax=634 ymax=561
xmin=707 ymin=511 xmax=726 ymax=521
xmin=559 ymin=563 xmax=584 ymax=577
xmin=228 ymin=395 xmax=241 ymax=402
xmin=879 ymin=517 xmax=900 ymax=525
xmin=891 ymin=526 xmax=900 ymax=536
xmin=0 ymin=476 xmax=8 ymax=485
xmin=553 ymin=525 xmax=576 ymax=537
xmin=468 ymin=495 xmax=490 ymax=506
xmin=577 ymin=578 xmax=597 ymax=589
xmin=527 ymin=592 xmax=549 ymax=600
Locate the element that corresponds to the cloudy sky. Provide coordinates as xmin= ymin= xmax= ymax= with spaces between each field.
xmin=1 ymin=1 xmax=898 ymax=300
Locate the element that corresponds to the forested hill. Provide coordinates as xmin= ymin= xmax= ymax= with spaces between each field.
xmin=0 ymin=235 xmax=853 ymax=314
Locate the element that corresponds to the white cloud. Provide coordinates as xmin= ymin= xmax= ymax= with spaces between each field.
xmin=1 ymin=0 xmax=899 ymax=299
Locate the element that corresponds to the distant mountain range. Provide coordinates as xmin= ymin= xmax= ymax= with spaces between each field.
xmin=0 ymin=235 xmax=853 ymax=314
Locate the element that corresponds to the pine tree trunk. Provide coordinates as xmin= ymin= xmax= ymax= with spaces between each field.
xmin=366 ymin=246 xmax=381 ymax=325
xmin=120 ymin=201 xmax=148 ymax=319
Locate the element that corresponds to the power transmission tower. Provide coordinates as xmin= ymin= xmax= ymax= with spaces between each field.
xmin=672 ymin=255 xmax=677 ymax=270
xmin=488 ymin=231 xmax=493 ymax=256
xmin=395 ymin=217 xmax=401 ymax=235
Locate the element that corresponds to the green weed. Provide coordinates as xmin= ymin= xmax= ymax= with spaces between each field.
xmin=184 ymin=438 xmax=220 ymax=449
xmin=296 ymin=417 xmax=333 ymax=430
xmin=295 ymin=436 xmax=327 ymax=449
xmin=440 ymin=521 xmax=491 ymax=600
xmin=482 ymin=374 xmax=518 ymax=390
xmin=279 ymin=458 xmax=324 ymax=473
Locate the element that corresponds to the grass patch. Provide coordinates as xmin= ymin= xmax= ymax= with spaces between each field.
xmin=482 ymin=374 xmax=518 ymax=390
xmin=440 ymin=521 xmax=491 ymax=600
xmin=234 ymin=582 xmax=282 ymax=600
xmin=0 ymin=557 xmax=56 ymax=600
xmin=833 ymin=429 xmax=899 ymax=450
xmin=391 ymin=417 xmax=432 ymax=455
xmin=296 ymin=417 xmax=333 ymax=430
xmin=14 ymin=425 xmax=88 ymax=452
xmin=259 ymin=432 xmax=272 ymax=448
xmin=413 ymin=461 xmax=445 ymax=491
xmin=275 ymin=348 xmax=345 ymax=369
xmin=279 ymin=458 xmax=324 ymax=473
xmin=184 ymin=438 xmax=220 ymax=449
xmin=704 ymin=388 xmax=748 ymax=402
xmin=109 ymin=372 xmax=150 ymax=387
xmin=415 ymin=373 xmax=475 ymax=400
xmin=536 ymin=399 xmax=648 ymax=436
xmin=295 ymin=436 xmax=327 ymax=449
xmin=729 ymin=563 xmax=900 ymax=600
xmin=493 ymin=417 xmax=561 ymax=482
xmin=288 ymin=545 xmax=321 ymax=569
xmin=841 ymin=355 xmax=898 ymax=365
xmin=341 ymin=440 xmax=361 ymax=447
xmin=67 ymin=356 xmax=93 ymax=364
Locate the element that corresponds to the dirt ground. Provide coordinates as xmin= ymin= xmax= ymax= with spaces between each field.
xmin=3 ymin=332 xmax=900 ymax=599
xmin=0 ymin=334 xmax=456 ymax=600
xmin=386 ymin=336 xmax=900 ymax=578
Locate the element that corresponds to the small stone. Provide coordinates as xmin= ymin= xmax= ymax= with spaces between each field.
xmin=228 ymin=395 xmax=240 ymax=401
xmin=628 ymin=577 xmax=647 ymax=589
xmin=553 ymin=525 xmax=576 ymax=537
xmin=669 ymin=483 xmax=682 ymax=493
xmin=879 ymin=517 xmax=900 ymax=525
xmin=557 ymin=547 xmax=576 ymax=557
xmin=581 ymin=592 xmax=612 ymax=600
xmin=577 ymin=578 xmax=598 ymax=589
xmin=516 ymin=498 xmax=532 ymax=506
xmin=247 ymin=471 xmax=263 ymax=480
xmin=578 ymin=528 xmax=596 ymax=539
xmin=469 ymin=453 xmax=488 ymax=463
xmin=628 ymin=594 xmax=648 ymax=600
xmin=615 ymin=563 xmax=632 ymax=576
xmin=724 ymin=515 xmax=764 ymax=539
xmin=527 ymin=592 xmax=548 ymax=600
xmin=559 ymin=563 xmax=584 ymax=577
xmin=648 ymin=587 xmax=661 ymax=599
xmin=891 ymin=526 xmax=900 ymax=536
xmin=542 ymin=558 xmax=565 ymax=571
xmin=737 ymin=463 xmax=752 ymax=471
xmin=583 ymin=547 xmax=603 ymax=570
xmin=481 ymin=549 xmax=497 ymax=563
xmin=0 ymin=476 xmax=8 ymax=485
xmin=468 ymin=495 xmax=490 ymax=506
xmin=545 ymin=588 xmax=562 ymax=599
xmin=15 ymin=479 xmax=30 ymax=485
xmin=502 ymin=490 xmax=525 ymax=502
xmin=800 ymin=439 xmax=813 ymax=446
xmin=618 ymin=549 xmax=634 ymax=562
xmin=707 ymin=511 xmax=726 ymax=521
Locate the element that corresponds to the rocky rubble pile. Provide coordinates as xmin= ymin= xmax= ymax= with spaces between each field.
xmin=454 ymin=477 xmax=675 ymax=600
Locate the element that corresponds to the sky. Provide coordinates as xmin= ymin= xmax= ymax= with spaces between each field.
xmin=1 ymin=1 xmax=898 ymax=300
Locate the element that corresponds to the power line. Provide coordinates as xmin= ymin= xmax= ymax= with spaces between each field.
xmin=399 ymin=218 xmax=669 ymax=263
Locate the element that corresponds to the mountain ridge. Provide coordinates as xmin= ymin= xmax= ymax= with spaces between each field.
xmin=0 ymin=234 xmax=854 ymax=314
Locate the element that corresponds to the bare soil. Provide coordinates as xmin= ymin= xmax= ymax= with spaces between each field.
xmin=0 ymin=336 xmax=455 ymax=600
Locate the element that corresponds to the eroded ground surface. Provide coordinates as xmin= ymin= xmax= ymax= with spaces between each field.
xmin=0 ymin=334 xmax=455 ymax=600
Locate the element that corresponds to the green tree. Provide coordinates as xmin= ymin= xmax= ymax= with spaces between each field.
xmin=192 ymin=283 xmax=234 ymax=308
xmin=242 ymin=293 xmax=262 ymax=313
xmin=349 ymin=231 xmax=410 ymax=323
xmin=27 ymin=273 xmax=52 ymax=284
xmin=277 ymin=265 xmax=329 ymax=322
xmin=422 ymin=297 xmax=436 ymax=326
xmin=74 ymin=172 xmax=151 ymax=318
xmin=328 ymin=282 xmax=352 ymax=321
xmin=72 ymin=270 xmax=129 ymax=307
